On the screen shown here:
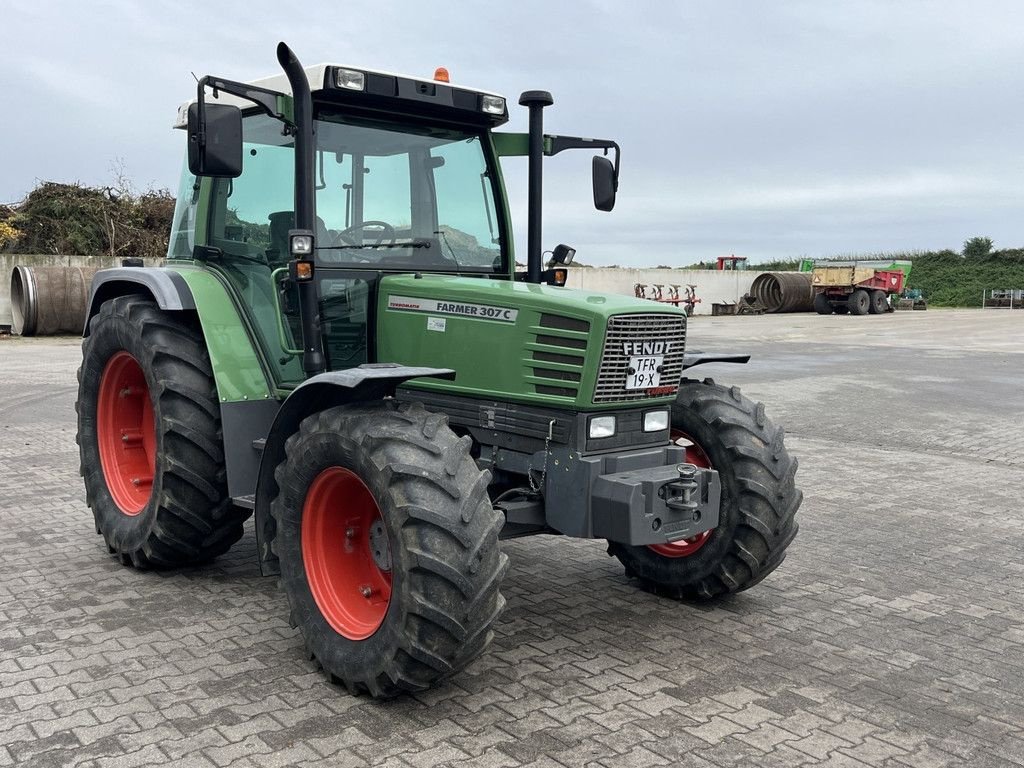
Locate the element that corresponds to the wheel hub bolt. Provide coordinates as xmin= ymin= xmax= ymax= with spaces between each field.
xmin=360 ymin=585 xmax=373 ymax=598
xmin=345 ymin=527 xmax=356 ymax=539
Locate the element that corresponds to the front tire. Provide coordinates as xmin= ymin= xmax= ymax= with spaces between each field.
xmin=869 ymin=290 xmax=889 ymax=314
xmin=609 ymin=378 xmax=801 ymax=600
xmin=76 ymin=297 xmax=247 ymax=567
xmin=271 ymin=401 xmax=508 ymax=697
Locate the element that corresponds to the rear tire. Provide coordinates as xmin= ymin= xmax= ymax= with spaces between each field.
xmin=869 ymin=290 xmax=888 ymax=314
xmin=847 ymin=289 xmax=870 ymax=315
xmin=271 ymin=401 xmax=508 ymax=697
xmin=77 ymin=297 xmax=246 ymax=567
xmin=814 ymin=293 xmax=833 ymax=315
xmin=608 ymin=378 xmax=801 ymax=600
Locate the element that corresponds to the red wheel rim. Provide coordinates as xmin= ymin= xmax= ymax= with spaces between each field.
xmin=302 ymin=467 xmax=392 ymax=640
xmin=97 ymin=352 xmax=156 ymax=515
xmin=647 ymin=428 xmax=715 ymax=558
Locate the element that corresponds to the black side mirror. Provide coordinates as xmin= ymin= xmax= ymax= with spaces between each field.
xmin=187 ymin=102 xmax=243 ymax=178
xmin=592 ymin=155 xmax=617 ymax=211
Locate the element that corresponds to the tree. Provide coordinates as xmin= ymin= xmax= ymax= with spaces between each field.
xmin=963 ymin=236 xmax=993 ymax=259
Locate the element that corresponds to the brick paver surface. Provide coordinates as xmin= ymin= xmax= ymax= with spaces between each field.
xmin=1 ymin=309 xmax=1023 ymax=767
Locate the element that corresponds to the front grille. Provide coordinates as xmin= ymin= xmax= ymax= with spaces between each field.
xmin=593 ymin=313 xmax=687 ymax=402
xmin=528 ymin=313 xmax=590 ymax=399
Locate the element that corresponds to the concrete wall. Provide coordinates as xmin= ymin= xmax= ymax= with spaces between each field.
xmin=1 ymin=255 xmax=163 ymax=329
xmin=566 ymin=268 xmax=755 ymax=315
xmin=2 ymin=258 xmax=757 ymax=328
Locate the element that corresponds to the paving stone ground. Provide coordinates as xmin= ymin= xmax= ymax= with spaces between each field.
xmin=1 ymin=308 xmax=1023 ymax=767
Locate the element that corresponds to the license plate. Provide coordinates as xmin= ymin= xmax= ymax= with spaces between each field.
xmin=626 ymin=355 xmax=663 ymax=390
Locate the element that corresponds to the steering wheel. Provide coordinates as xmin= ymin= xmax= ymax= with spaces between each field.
xmin=336 ymin=220 xmax=396 ymax=247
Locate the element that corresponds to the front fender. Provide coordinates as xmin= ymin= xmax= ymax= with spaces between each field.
xmin=253 ymin=365 xmax=456 ymax=576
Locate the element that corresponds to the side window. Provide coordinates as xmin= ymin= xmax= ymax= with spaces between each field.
xmin=432 ymin=139 xmax=500 ymax=267
xmin=209 ymin=120 xmax=295 ymax=263
xmin=167 ymin=162 xmax=198 ymax=259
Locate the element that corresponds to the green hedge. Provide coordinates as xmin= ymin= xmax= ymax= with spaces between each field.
xmin=905 ymin=250 xmax=1024 ymax=307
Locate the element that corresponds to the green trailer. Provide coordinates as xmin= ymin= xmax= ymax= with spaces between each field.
xmin=76 ymin=43 xmax=801 ymax=697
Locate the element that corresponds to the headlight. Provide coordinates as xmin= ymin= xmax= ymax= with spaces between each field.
xmin=335 ymin=68 xmax=366 ymax=91
xmin=481 ymin=95 xmax=506 ymax=115
xmin=589 ymin=415 xmax=616 ymax=439
xmin=290 ymin=234 xmax=313 ymax=255
xmin=643 ymin=410 xmax=669 ymax=432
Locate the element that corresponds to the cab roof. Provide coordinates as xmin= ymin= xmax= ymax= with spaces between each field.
xmin=175 ymin=64 xmax=509 ymax=129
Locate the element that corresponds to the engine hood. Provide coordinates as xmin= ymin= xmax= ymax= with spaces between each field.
xmin=375 ymin=274 xmax=688 ymax=410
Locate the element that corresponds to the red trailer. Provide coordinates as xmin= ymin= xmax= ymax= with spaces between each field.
xmin=812 ymin=264 xmax=907 ymax=315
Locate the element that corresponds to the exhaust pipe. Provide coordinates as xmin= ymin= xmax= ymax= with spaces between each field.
xmin=277 ymin=42 xmax=325 ymax=376
xmin=519 ymin=90 xmax=553 ymax=284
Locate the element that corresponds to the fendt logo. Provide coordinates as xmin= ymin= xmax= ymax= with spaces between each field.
xmin=622 ymin=341 xmax=672 ymax=356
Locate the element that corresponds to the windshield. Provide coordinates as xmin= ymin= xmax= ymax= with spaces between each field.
xmin=219 ymin=111 xmax=506 ymax=272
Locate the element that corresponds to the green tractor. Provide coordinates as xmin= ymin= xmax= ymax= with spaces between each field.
xmin=76 ymin=43 xmax=801 ymax=697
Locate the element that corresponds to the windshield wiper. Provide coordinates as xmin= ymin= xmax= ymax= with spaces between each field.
xmin=319 ymin=240 xmax=433 ymax=250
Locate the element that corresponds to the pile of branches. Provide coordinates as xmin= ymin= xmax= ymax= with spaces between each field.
xmin=1 ymin=182 xmax=175 ymax=261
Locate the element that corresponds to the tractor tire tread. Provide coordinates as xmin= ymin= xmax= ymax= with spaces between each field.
xmin=608 ymin=378 xmax=801 ymax=600
xmin=269 ymin=400 xmax=507 ymax=698
xmin=77 ymin=296 xmax=248 ymax=569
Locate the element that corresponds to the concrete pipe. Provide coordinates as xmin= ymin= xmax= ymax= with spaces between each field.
xmin=10 ymin=265 xmax=99 ymax=336
xmin=749 ymin=272 xmax=815 ymax=313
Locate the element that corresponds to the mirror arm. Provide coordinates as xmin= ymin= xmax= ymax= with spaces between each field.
xmin=545 ymin=135 xmax=621 ymax=178
xmin=194 ymin=75 xmax=294 ymax=151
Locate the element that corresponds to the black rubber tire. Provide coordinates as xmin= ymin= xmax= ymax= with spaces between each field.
xmin=608 ymin=378 xmax=801 ymax=600
xmin=271 ymin=400 xmax=508 ymax=698
xmin=814 ymin=293 xmax=833 ymax=315
xmin=869 ymin=290 xmax=888 ymax=314
xmin=847 ymin=289 xmax=870 ymax=315
xmin=76 ymin=297 xmax=247 ymax=567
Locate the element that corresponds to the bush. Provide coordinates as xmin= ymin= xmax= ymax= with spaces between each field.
xmin=963 ymin=236 xmax=993 ymax=259
xmin=4 ymin=181 xmax=174 ymax=261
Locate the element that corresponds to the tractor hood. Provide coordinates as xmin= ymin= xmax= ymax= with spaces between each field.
xmin=376 ymin=274 xmax=688 ymax=410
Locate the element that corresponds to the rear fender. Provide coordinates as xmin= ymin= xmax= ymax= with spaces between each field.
xmin=253 ymin=365 xmax=456 ymax=576
xmin=84 ymin=268 xmax=195 ymax=334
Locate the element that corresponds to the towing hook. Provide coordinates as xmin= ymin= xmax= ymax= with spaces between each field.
xmin=676 ymin=463 xmax=697 ymax=480
xmin=657 ymin=463 xmax=701 ymax=512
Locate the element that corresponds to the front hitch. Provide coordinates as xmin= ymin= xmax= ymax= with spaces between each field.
xmin=590 ymin=461 xmax=721 ymax=547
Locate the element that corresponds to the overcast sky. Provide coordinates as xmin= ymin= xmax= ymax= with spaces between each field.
xmin=3 ymin=0 xmax=1023 ymax=265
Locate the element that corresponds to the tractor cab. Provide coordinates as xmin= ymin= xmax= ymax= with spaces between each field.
xmin=170 ymin=65 xmax=514 ymax=386
xmin=715 ymin=255 xmax=748 ymax=271
xmin=170 ymin=59 xmax=618 ymax=389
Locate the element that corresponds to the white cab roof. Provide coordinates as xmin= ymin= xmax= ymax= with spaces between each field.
xmin=175 ymin=64 xmax=504 ymax=128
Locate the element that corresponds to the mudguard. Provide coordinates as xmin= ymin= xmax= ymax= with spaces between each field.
xmin=253 ymin=364 xmax=456 ymax=576
xmin=83 ymin=268 xmax=196 ymax=334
